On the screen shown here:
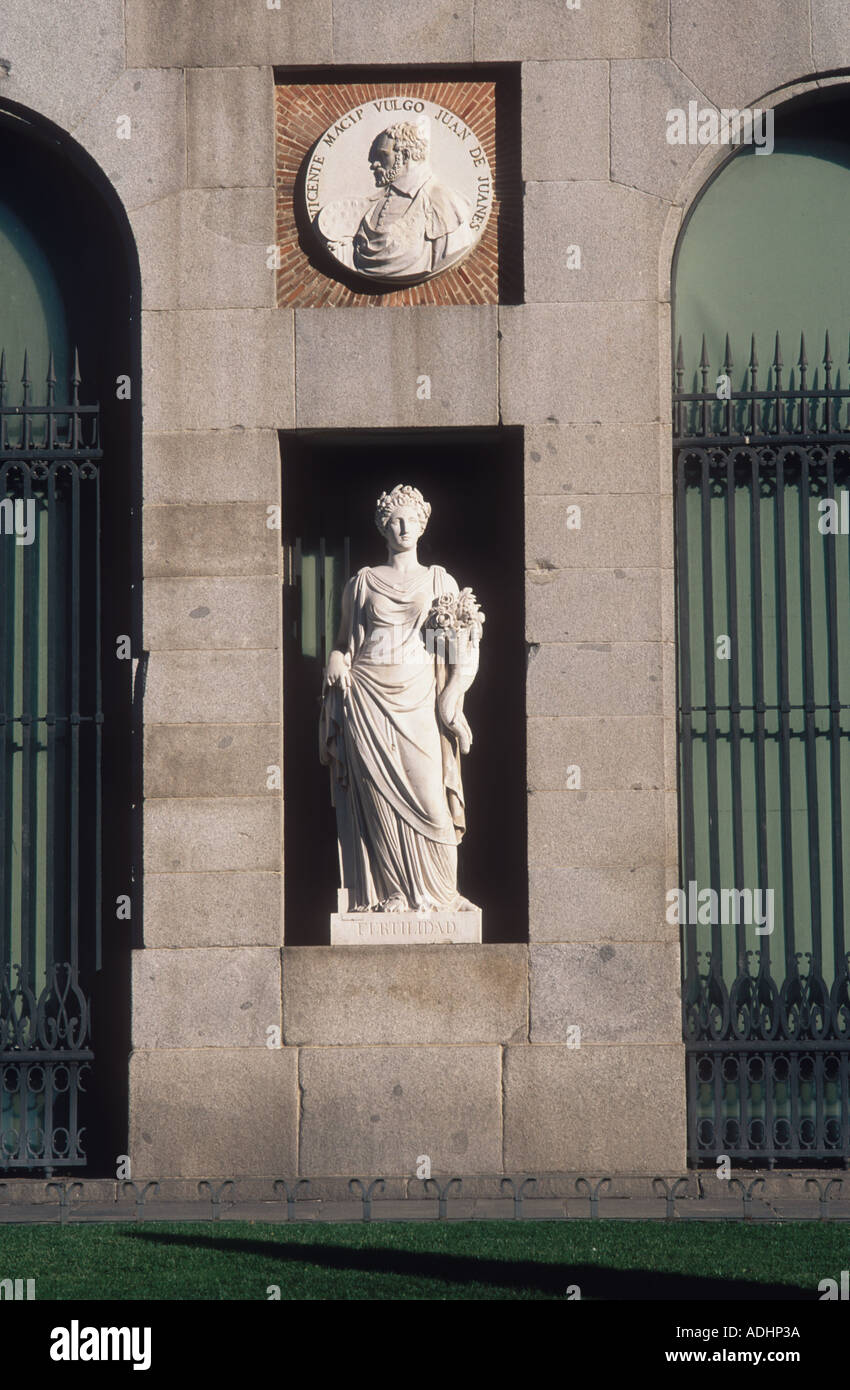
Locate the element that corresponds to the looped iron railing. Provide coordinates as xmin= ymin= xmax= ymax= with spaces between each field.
xmin=829 ymin=955 xmax=850 ymax=1039
xmin=727 ymin=952 xmax=781 ymax=1042
xmin=686 ymin=951 xmax=850 ymax=1046
xmin=0 ymin=966 xmax=37 ymax=1050
xmin=0 ymin=963 xmax=89 ymax=1054
xmin=0 ymin=962 xmax=93 ymax=1167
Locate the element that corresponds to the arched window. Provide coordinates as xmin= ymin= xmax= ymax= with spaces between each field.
xmin=674 ymin=94 xmax=850 ymax=1167
xmin=0 ymin=104 xmax=139 ymax=1172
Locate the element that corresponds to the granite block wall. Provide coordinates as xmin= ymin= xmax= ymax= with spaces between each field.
xmin=1 ymin=0 xmax=839 ymax=1177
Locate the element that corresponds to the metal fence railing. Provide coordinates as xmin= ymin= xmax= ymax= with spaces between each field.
xmin=675 ymin=332 xmax=850 ymax=1166
xmin=0 ymin=350 xmax=101 ymax=1170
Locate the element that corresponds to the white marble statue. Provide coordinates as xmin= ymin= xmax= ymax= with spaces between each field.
xmin=319 ymin=484 xmax=484 ymax=916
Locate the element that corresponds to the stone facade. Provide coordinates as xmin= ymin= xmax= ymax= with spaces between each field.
xmin=3 ymin=0 xmax=844 ymax=1183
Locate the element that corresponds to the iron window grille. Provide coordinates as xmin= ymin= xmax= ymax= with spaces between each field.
xmin=675 ymin=331 xmax=850 ymax=1167
xmin=0 ymin=349 xmax=101 ymax=1170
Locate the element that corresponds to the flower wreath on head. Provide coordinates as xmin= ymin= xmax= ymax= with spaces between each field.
xmin=374 ymin=483 xmax=431 ymax=534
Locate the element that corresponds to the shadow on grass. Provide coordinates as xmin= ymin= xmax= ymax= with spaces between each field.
xmin=126 ymin=1231 xmax=814 ymax=1300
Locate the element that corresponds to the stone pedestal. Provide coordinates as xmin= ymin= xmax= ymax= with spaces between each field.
xmin=330 ymin=910 xmax=482 ymax=944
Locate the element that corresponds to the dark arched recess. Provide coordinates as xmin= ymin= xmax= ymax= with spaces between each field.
xmin=0 ymin=98 xmax=141 ymax=1175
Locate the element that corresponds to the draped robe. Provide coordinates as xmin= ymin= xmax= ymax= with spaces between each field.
xmin=317 ymin=171 xmax=474 ymax=281
xmin=319 ymin=564 xmax=466 ymax=912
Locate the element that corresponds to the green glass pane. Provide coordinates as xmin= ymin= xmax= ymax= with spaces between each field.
xmin=676 ymin=139 xmax=850 ymax=382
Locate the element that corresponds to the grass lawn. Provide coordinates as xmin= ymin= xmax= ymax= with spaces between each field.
xmin=0 ymin=1219 xmax=847 ymax=1299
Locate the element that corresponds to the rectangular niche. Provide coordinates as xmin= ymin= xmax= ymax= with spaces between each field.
xmin=280 ymin=426 xmax=528 ymax=945
xmin=274 ymin=63 xmax=522 ymax=307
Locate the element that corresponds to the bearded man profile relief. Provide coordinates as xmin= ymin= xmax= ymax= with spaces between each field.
xmin=316 ymin=118 xmax=475 ymax=283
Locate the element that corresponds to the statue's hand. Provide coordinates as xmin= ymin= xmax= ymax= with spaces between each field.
xmin=452 ymin=713 xmax=472 ymax=756
xmin=438 ymin=684 xmax=458 ymax=730
xmin=439 ymin=689 xmax=472 ymax=754
xmin=323 ymin=650 xmax=351 ymax=694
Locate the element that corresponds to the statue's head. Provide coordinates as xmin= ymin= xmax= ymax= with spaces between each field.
xmin=369 ymin=119 xmax=431 ymax=186
xmin=375 ymin=483 xmax=431 ymax=543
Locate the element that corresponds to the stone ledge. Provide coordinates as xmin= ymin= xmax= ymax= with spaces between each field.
xmin=283 ymin=943 xmax=527 ymax=1045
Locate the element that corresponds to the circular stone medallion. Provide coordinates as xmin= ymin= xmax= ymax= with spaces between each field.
xmin=304 ymin=97 xmax=493 ymax=288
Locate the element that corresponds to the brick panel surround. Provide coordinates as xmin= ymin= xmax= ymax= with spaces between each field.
xmin=274 ymin=78 xmax=506 ymax=306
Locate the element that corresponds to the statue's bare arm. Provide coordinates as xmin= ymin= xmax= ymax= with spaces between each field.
xmin=323 ymin=577 xmax=355 ymax=693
